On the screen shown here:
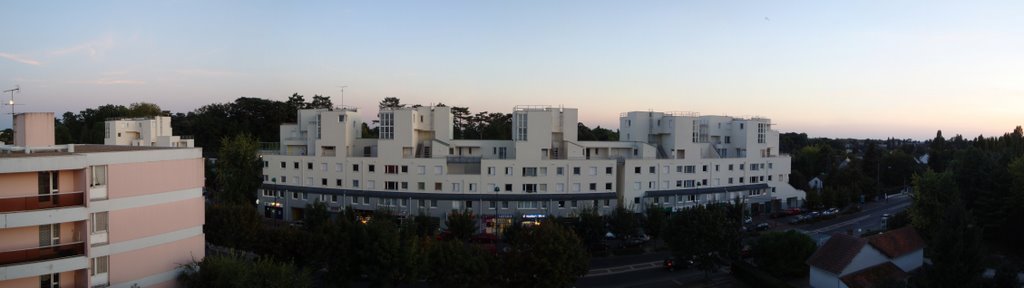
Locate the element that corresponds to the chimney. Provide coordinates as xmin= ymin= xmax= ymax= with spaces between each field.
xmin=14 ymin=112 xmax=55 ymax=147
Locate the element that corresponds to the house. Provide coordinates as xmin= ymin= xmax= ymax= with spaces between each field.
xmin=807 ymin=226 xmax=925 ymax=288
xmin=809 ymin=177 xmax=824 ymax=191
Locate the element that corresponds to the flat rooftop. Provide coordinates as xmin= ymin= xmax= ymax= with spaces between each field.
xmin=0 ymin=144 xmax=185 ymax=158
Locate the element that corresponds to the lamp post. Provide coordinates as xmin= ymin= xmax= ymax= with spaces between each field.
xmin=494 ymin=186 xmax=500 ymax=235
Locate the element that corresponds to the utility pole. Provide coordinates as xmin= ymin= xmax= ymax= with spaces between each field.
xmin=336 ymin=85 xmax=347 ymax=109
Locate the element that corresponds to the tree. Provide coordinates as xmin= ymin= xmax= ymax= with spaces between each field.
xmin=413 ymin=212 xmax=440 ymax=237
xmin=643 ymin=204 xmax=667 ymax=239
xmin=607 ymin=207 xmax=637 ymax=239
xmin=309 ymin=94 xmax=333 ymax=109
xmin=578 ymin=122 xmax=597 ymax=141
xmin=929 ymin=130 xmax=950 ymax=172
xmin=925 ymin=204 xmax=983 ymax=288
xmin=502 ymin=221 xmax=589 ymax=288
xmin=204 ymin=203 xmax=261 ymax=249
xmin=909 ymin=170 xmax=960 ymax=240
xmin=425 ymin=240 xmax=496 ymax=287
xmin=0 ymin=128 xmax=11 ymax=144
xmin=663 ymin=204 xmax=740 ymax=279
xmin=444 ymin=210 xmax=478 ymax=242
xmin=127 ymin=102 xmax=163 ymax=117
xmin=303 ymin=202 xmax=331 ymax=232
xmin=574 ymin=208 xmax=605 ymax=248
xmin=379 ymin=97 xmax=404 ymax=109
xmin=287 ymin=93 xmax=307 ymax=111
xmin=215 ymin=133 xmax=262 ymax=205
xmin=178 ymin=254 xmax=312 ymax=288
xmin=752 ymin=230 xmax=817 ymax=278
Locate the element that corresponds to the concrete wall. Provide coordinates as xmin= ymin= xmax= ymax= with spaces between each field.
xmin=106 ymin=158 xmax=204 ymax=199
xmin=14 ymin=112 xmax=55 ymax=147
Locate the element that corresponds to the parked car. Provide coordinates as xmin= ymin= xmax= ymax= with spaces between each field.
xmin=743 ymin=216 xmax=752 ymax=224
xmin=784 ymin=208 xmax=803 ymax=216
xmin=664 ymin=256 xmax=695 ymax=271
xmin=825 ymin=208 xmax=839 ymax=216
xmin=788 ymin=215 xmax=806 ymax=224
xmin=755 ymin=222 xmax=770 ymax=231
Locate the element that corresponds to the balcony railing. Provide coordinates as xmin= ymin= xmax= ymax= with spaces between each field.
xmin=0 ymin=242 xmax=86 ymax=266
xmin=0 ymin=192 xmax=85 ymax=213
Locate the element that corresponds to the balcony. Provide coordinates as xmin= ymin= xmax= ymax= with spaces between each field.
xmin=0 ymin=192 xmax=84 ymax=213
xmin=0 ymin=242 xmax=86 ymax=267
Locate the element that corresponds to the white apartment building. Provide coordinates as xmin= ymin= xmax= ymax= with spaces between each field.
xmin=258 ymin=105 xmax=804 ymax=229
xmin=104 ymin=116 xmax=194 ymax=148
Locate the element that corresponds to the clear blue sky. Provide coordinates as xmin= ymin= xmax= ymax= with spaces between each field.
xmin=2 ymin=1 xmax=1022 ymax=140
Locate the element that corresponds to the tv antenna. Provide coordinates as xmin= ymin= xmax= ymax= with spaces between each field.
xmin=336 ymin=85 xmax=348 ymax=109
xmin=3 ymin=85 xmax=20 ymax=115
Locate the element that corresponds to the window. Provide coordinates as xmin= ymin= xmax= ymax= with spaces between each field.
xmin=321 ymin=163 xmax=328 ymax=171
xmin=380 ymin=112 xmax=394 ymax=139
xmin=540 ymin=167 xmax=548 ymax=176
xmin=505 ymin=184 xmax=513 ymax=191
xmin=605 ymin=183 xmax=612 ymax=190
xmin=676 ymin=180 xmax=682 ymax=187
xmin=306 ymin=177 xmax=313 ymax=186
xmin=41 ymin=273 xmax=60 ymax=288
xmin=684 ymin=180 xmax=696 ymax=188
xmin=557 ymin=167 xmax=565 ymax=175
xmin=604 ymin=199 xmax=611 ymax=207
xmin=688 ymin=194 xmax=697 ymax=202
xmin=352 ymin=164 xmax=360 ymax=172
xmin=435 ymin=165 xmax=443 ymax=174
xmin=281 ymin=162 xmax=286 ymax=168
xmin=522 ymin=167 xmax=537 ymax=177
xmin=91 ymin=212 xmax=109 ymax=233
xmin=649 ymin=166 xmax=656 ymax=173
xmin=281 ymin=176 xmax=287 ymax=183
xmin=417 ymin=166 xmax=426 ymax=174
xmin=90 ymin=256 xmax=109 ymax=276
xmin=540 ymin=184 xmax=547 ymax=192
xmin=90 ymin=165 xmax=107 ymax=187
xmin=573 ymin=167 xmax=581 ymax=175
xmin=588 ymin=167 xmax=597 ymax=176
xmin=572 ymin=183 xmax=581 ymax=192
xmin=702 ymin=165 xmax=708 ymax=172
xmin=634 ymin=167 xmax=641 ymax=174
xmin=435 ymin=182 xmax=443 ymax=191
xmin=336 ymin=179 xmax=343 ymax=186
xmin=431 ymin=200 xmax=438 ymax=208
xmin=452 ymin=183 xmax=462 ymax=192
xmin=523 ymin=184 xmax=537 ymax=193
xmin=505 ymin=167 xmax=513 ymax=176
xmin=633 ymin=182 xmax=641 ymax=190
xmin=488 ymin=167 xmax=496 ymax=175
xmin=331 ymin=195 xmax=338 ymax=202
xmin=728 ymin=164 xmax=734 ymax=171
xmin=369 ymin=165 xmax=375 ymax=172
xmin=294 ymin=162 xmax=299 ymax=169
xmin=589 ymin=183 xmax=597 ymax=191
xmin=466 ymin=201 xmax=473 ymax=208
xmin=729 ymin=178 xmax=734 ymax=184
xmin=362 ymin=197 xmax=370 ymax=204
xmin=557 ymin=183 xmax=565 ymax=192
xmin=605 ymin=167 xmax=613 ymax=174
xmin=502 ymin=201 xmax=510 ymax=209
xmin=740 ymin=164 xmax=745 ymax=170
xmin=401 ymin=165 xmax=408 ymax=173
xmin=418 ymin=182 xmax=426 ymax=190
xmin=307 ymin=163 xmax=313 ymax=170
xmin=321 ymin=178 xmax=327 ymax=186
xmin=515 ymin=113 xmax=528 ymax=141
xmin=352 ymin=180 xmax=360 ymax=188
xmin=558 ymin=200 xmax=566 ymax=208
xmin=386 ymin=181 xmax=398 ymax=190
xmin=469 ymin=183 xmax=477 ymax=192
xmin=684 ymin=165 xmax=696 ymax=173
xmin=336 ymin=163 xmax=344 ymax=172
xmin=385 ymin=165 xmax=398 ymax=174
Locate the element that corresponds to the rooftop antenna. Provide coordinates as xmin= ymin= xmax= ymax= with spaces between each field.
xmin=336 ymin=85 xmax=348 ymax=109
xmin=3 ymin=85 xmax=21 ymax=141
xmin=3 ymin=85 xmax=20 ymax=115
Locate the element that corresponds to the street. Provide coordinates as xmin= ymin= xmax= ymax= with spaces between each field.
xmin=575 ymin=196 xmax=914 ymax=287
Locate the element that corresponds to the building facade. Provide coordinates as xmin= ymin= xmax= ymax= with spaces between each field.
xmin=0 ymin=113 xmax=204 ymax=288
xmin=104 ymin=116 xmax=194 ymax=148
xmin=258 ymin=105 xmax=803 ymax=228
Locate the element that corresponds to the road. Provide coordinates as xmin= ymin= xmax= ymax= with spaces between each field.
xmin=575 ymin=196 xmax=914 ymax=287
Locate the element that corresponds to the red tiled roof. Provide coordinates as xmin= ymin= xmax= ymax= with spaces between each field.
xmin=867 ymin=226 xmax=925 ymax=258
xmin=840 ymin=262 xmax=908 ymax=288
xmin=806 ymin=233 xmax=868 ymax=274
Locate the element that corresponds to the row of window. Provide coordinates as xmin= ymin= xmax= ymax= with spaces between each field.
xmin=487 ymin=166 xmax=614 ymax=177
xmin=262 ymin=191 xmax=613 ymax=210
xmin=632 ymin=174 xmax=784 ymax=190
xmin=264 ymin=175 xmax=617 ymax=193
xmin=632 ymin=163 xmax=774 ymax=174
xmin=648 ymin=188 xmax=773 ymax=205
xmin=268 ymin=161 xmax=446 ymax=175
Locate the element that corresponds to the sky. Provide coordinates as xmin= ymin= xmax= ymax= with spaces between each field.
xmin=1 ymin=1 xmax=1022 ymax=140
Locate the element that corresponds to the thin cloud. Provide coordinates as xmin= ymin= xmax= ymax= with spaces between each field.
xmin=69 ymin=78 xmax=146 ymax=85
xmin=176 ymin=69 xmax=240 ymax=77
xmin=0 ymin=52 xmax=42 ymax=65
xmin=51 ymin=35 xmax=114 ymax=59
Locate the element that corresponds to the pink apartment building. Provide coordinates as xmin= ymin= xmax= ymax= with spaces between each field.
xmin=0 ymin=112 xmax=205 ymax=288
